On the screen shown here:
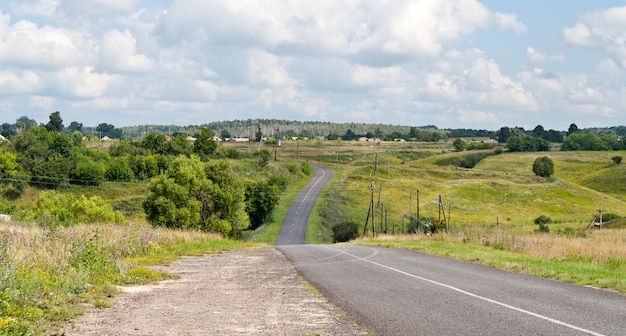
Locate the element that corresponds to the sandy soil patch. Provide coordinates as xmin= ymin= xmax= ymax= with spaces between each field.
xmin=64 ymin=247 xmax=368 ymax=336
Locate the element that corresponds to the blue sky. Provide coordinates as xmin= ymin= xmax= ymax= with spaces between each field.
xmin=1 ymin=0 xmax=625 ymax=131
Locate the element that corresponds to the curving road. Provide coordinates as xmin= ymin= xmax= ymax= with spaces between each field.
xmin=274 ymin=165 xmax=333 ymax=245
xmin=275 ymin=166 xmax=626 ymax=335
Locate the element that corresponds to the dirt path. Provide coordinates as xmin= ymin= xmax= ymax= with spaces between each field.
xmin=65 ymin=247 xmax=369 ymax=336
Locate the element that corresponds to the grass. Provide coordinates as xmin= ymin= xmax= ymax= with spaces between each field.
xmin=0 ymin=222 xmax=257 ymax=335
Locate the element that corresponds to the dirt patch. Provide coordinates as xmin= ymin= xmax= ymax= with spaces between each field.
xmin=64 ymin=247 xmax=369 ymax=336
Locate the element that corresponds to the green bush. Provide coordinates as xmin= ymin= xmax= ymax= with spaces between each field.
xmin=300 ymin=161 xmax=313 ymax=175
xmin=533 ymin=156 xmax=554 ymax=178
xmin=105 ymin=157 xmax=134 ymax=181
xmin=612 ymin=155 xmax=622 ymax=165
xmin=332 ymin=221 xmax=359 ymax=242
xmin=534 ymin=215 xmax=551 ymax=233
xmin=71 ymin=159 xmax=104 ymax=186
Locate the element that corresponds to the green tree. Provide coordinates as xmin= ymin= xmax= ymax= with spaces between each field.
xmin=45 ymin=111 xmax=64 ymax=132
xmin=193 ymin=127 xmax=218 ymax=159
xmin=68 ymin=121 xmax=83 ymax=133
xmin=567 ymin=123 xmax=579 ymax=136
xmin=533 ymin=156 xmax=554 ymax=178
xmin=561 ymin=133 xmax=610 ymax=151
xmin=170 ymin=134 xmax=193 ymax=156
xmin=245 ymin=181 xmax=280 ymax=230
xmin=70 ymin=157 xmax=104 ymax=186
xmin=532 ymin=125 xmax=545 ymax=138
xmin=105 ymin=157 xmax=134 ymax=181
xmin=143 ymin=156 xmax=250 ymax=236
xmin=452 ymin=138 xmax=466 ymax=152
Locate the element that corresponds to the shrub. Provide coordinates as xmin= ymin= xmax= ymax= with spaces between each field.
xmin=105 ymin=157 xmax=134 ymax=181
xmin=300 ymin=161 xmax=313 ymax=175
xmin=612 ymin=155 xmax=622 ymax=165
xmin=533 ymin=156 xmax=554 ymax=178
xmin=71 ymin=159 xmax=104 ymax=186
xmin=332 ymin=221 xmax=359 ymax=242
xmin=534 ymin=215 xmax=551 ymax=233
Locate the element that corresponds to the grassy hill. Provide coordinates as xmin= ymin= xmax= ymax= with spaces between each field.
xmin=261 ymin=140 xmax=625 ymax=234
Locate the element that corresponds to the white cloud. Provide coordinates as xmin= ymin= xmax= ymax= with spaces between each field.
xmin=9 ymin=0 xmax=60 ymax=18
xmin=52 ymin=66 xmax=118 ymax=99
xmin=563 ymin=6 xmax=626 ymax=65
xmin=155 ymin=0 xmax=496 ymax=61
xmin=0 ymin=12 xmax=95 ymax=69
xmin=100 ymin=29 xmax=155 ymax=73
xmin=494 ymin=13 xmax=527 ymax=33
xmin=0 ymin=70 xmax=41 ymax=95
xmin=526 ymin=46 xmax=565 ymax=62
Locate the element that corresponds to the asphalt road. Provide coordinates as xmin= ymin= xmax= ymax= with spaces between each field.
xmin=279 ymin=244 xmax=626 ymax=336
xmin=275 ymin=166 xmax=626 ymax=335
xmin=274 ymin=165 xmax=333 ymax=245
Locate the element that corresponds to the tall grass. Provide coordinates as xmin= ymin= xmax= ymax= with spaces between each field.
xmin=0 ymin=222 xmax=254 ymax=335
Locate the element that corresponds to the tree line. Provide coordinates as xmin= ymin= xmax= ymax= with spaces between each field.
xmin=0 ymin=112 xmax=310 ymax=238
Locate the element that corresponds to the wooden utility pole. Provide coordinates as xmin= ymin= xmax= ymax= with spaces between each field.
xmin=416 ymin=190 xmax=420 ymax=221
xmin=364 ymin=182 xmax=376 ymax=236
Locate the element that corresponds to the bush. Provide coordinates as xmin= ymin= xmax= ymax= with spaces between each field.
xmin=533 ymin=156 xmax=554 ymax=178
xmin=612 ymin=155 xmax=622 ymax=165
xmin=300 ymin=161 xmax=313 ymax=175
xmin=332 ymin=221 xmax=359 ymax=242
xmin=71 ymin=159 xmax=104 ymax=186
xmin=534 ymin=215 xmax=551 ymax=233
xmin=105 ymin=157 xmax=134 ymax=181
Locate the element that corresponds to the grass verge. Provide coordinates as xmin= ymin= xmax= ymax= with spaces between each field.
xmin=0 ymin=222 xmax=257 ymax=335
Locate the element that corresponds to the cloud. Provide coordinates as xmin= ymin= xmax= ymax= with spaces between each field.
xmin=0 ymin=70 xmax=41 ymax=95
xmin=563 ymin=6 xmax=626 ymax=66
xmin=494 ymin=13 xmax=527 ymax=33
xmin=0 ymin=11 xmax=95 ymax=69
xmin=154 ymin=0 xmax=496 ymax=62
xmin=526 ymin=47 xmax=565 ymax=62
xmin=100 ymin=29 xmax=155 ymax=73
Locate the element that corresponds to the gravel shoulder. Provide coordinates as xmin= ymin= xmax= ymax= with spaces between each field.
xmin=64 ymin=247 xmax=369 ymax=336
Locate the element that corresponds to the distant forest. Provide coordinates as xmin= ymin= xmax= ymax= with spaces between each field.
xmin=1 ymin=116 xmax=625 ymax=143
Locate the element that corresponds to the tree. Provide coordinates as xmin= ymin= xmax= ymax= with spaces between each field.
xmin=452 ymin=138 xmax=466 ymax=152
xmin=567 ymin=123 xmax=579 ymax=136
xmin=245 ymin=181 xmax=280 ymax=230
xmin=16 ymin=116 xmax=37 ymax=133
xmin=561 ymin=133 xmax=610 ymax=151
xmin=143 ymin=156 xmax=250 ymax=237
xmin=532 ymin=125 xmax=545 ymax=138
xmin=496 ymin=127 xmax=512 ymax=143
xmin=96 ymin=123 xmax=122 ymax=138
xmin=506 ymin=135 xmax=550 ymax=152
xmin=45 ymin=111 xmax=64 ymax=132
xmin=533 ymin=156 xmax=554 ymax=178
xmin=68 ymin=121 xmax=83 ymax=133
xmin=193 ymin=127 xmax=218 ymax=159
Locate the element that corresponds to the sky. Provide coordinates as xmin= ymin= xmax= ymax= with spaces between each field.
xmin=1 ymin=0 xmax=626 ymax=131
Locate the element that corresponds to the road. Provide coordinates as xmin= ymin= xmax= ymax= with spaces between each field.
xmin=279 ymin=244 xmax=625 ymax=335
xmin=275 ymin=165 xmax=626 ymax=335
xmin=274 ymin=164 xmax=333 ymax=245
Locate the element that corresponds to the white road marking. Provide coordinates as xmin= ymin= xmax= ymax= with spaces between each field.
xmin=326 ymin=246 xmax=605 ymax=336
